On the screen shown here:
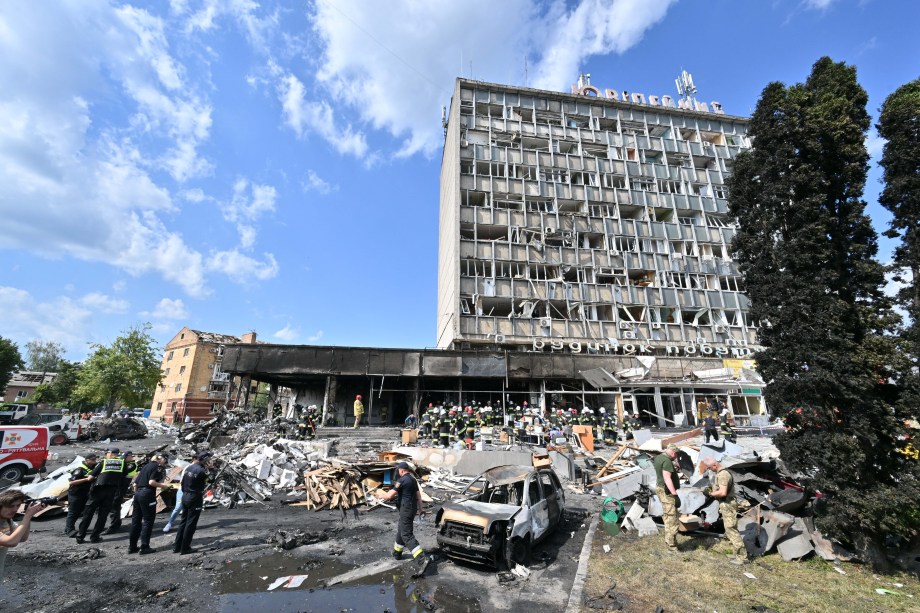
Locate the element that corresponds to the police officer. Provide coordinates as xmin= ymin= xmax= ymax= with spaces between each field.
xmin=379 ymin=461 xmax=427 ymax=573
xmin=76 ymin=447 xmax=131 ymax=543
xmin=174 ymin=451 xmax=214 ymax=555
xmin=128 ymin=453 xmax=170 ymax=554
xmin=104 ymin=451 xmax=137 ymax=534
xmin=64 ymin=453 xmax=98 ymax=537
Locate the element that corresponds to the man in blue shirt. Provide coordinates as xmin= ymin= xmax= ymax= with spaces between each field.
xmin=173 ymin=451 xmax=213 ymax=555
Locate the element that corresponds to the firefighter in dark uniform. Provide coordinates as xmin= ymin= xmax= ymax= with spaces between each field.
xmin=437 ymin=410 xmax=451 ymax=448
xmin=128 ymin=453 xmax=169 ymax=554
xmin=420 ymin=404 xmax=433 ymax=439
xmin=76 ymin=447 xmax=131 ymax=543
xmin=624 ymin=412 xmax=642 ymax=440
xmin=464 ymin=407 xmax=477 ymax=448
xmin=64 ymin=453 xmax=98 ymax=537
xmin=104 ymin=451 xmax=137 ymax=534
xmin=380 ymin=461 xmax=428 ymax=574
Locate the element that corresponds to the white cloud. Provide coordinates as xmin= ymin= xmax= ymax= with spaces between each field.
xmin=804 ymin=0 xmax=836 ymax=9
xmin=142 ymin=297 xmax=189 ymax=321
xmin=277 ymin=71 xmax=368 ymax=156
xmin=866 ymin=130 xmax=886 ymax=160
xmin=221 ymin=178 xmax=278 ymax=249
xmin=182 ymin=0 xmax=279 ymax=54
xmin=208 ymin=249 xmax=279 ymax=281
xmin=0 ymin=286 xmax=94 ymax=352
xmin=0 ymin=3 xmax=216 ymax=297
xmin=80 ymin=292 xmax=130 ymax=314
xmin=309 ymin=0 xmax=676 ymax=156
xmin=273 ymin=324 xmax=299 ymax=341
xmin=306 ymin=330 xmax=324 ymax=343
xmin=302 ymin=169 xmax=337 ymax=194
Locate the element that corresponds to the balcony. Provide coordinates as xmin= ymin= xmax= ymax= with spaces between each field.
xmin=210 ymin=372 xmax=230 ymax=383
xmin=207 ymin=390 xmax=230 ymax=399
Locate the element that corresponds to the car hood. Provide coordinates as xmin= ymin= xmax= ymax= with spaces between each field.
xmin=440 ymin=500 xmax=522 ymax=533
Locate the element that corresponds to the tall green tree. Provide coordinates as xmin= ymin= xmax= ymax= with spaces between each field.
xmin=877 ymin=78 xmax=920 ymax=414
xmin=0 ymin=336 xmax=24 ymax=393
xmin=728 ymin=57 xmax=914 ymax=567
xmin=73 ymin=324 xmax=162 ymax=416
xmin=25 ymin=340 xmax=66 ymax=372
xmin=32 ymin=361 xmax=87 ymax=409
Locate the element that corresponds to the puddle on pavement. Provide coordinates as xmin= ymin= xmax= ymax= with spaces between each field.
xmin=217 ymin=552 xmax=481 ymax=612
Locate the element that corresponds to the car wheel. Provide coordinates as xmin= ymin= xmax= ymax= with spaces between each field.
xmin=0 ymin=465 xmax=25 ymax=483
xmin=511 ymin=535 xmax=531 ymax=566
xmin=51 ymin=433 xmax=68 ymax=445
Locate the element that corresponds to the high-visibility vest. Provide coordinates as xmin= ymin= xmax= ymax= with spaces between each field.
xmin=101 ymin=458 xmax=125 ymax=473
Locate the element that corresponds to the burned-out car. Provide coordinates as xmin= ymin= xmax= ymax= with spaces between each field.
xmin=435 ymin=465 xmax=565 ymax=568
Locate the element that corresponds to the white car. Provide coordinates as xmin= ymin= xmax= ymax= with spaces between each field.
xmin=435 ymin=465 xmax=565 ymax=568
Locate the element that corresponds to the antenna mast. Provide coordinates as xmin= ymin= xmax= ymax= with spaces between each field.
xmin=675 ymin=69 xmax=698 ymax=105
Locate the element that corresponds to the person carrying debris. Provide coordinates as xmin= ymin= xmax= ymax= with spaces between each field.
xmin=353 ymin=394 xmax=364 ymax=429
xmin=64 ymin=453 xmax=98 ymax=537
xmin=653 ymin=444 xmax=682 ymax=553
xmin=76 ymin=447 xmax=132 ymax=544
xmin=128 ymin=453 xmax=170 ymax=555
xmin=379 ymin=461 xmax=428 ymax=574
xmin=173 ymin=451 xmax=215 ymax=555
xmin=702 ymin=457 xmax=747 ymax=563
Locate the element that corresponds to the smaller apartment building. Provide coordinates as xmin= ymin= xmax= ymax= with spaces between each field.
xmin=2 ymin=371 xmax=56 ymax=403
xmin=149 ymin=327 xmax=256 ymax=423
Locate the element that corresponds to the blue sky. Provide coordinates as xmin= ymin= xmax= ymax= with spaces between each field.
xmin=0 ymin=0 xmax=917 ymax=361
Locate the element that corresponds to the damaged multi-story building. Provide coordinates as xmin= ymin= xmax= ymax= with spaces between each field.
xmin=220 ymin=75 xmax=767 ymax=428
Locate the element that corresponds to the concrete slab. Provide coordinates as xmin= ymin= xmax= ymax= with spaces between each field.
xmin=635 ymin=516 xmax=659 ymax=537
xmin=777 ymin=534 xmax=814 ymax=560
xmin=454 ymin=450 xmax=534 ymax=476
xmin=647 ymin=495 xmax=663 ymax=517
xmin=632 ymin=429 xmax=653 ymax=446
xmin=622 ymin=500 xmax=645 ymax=530
xmin=549 ymin=450 xmax=576 ymax=481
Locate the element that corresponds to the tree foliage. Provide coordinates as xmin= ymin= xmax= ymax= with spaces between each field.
xmin=73 ymin=324 xmax=162 ymax=415
xmin=32 ymin=361 xmax=88 ymax=410
xmin=0 ymin=336 xmax=24 ymax=393
xmin=25 ymin=340 xmax=66 ymax=372
xmin=728 ymin=57 xmax=917 ymax=564
xmin=877 ymin=78 xmax=920 ymax=414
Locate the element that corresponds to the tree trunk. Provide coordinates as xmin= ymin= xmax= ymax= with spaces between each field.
xmin=852 ymin=532 xmax=890 ymax=572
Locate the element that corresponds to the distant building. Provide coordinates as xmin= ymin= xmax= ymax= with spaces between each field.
xmin=2 ymin=370 xmax=56 ymax=403
xmin=149 ymin=328 xmax=257 ymax=423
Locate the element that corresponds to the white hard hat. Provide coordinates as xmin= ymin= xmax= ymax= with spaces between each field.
xmin=581 ymin=408 xmax=590 ymax=414
xmin=599 ymin=407 xmax=606 ymax=413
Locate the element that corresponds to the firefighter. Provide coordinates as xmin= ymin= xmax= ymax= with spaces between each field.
xmin=76 ymin=448 xmax=131 ymax=544
xmin=420 ymin=404 xmax=433 ymax=439
xmin=464 ymin=407 xmax=477 ymax=447
xmin=720 ymin=414 xmax=738 ymax=444
xmin=437 ymin=409 xmax=451 ymax=448
xmin=624 ymin=412 xmax=642 ymax=440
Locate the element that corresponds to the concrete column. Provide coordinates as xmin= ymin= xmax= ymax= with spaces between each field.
xmin=267 ymin=384 xmax=279 ymax=420
xmin=653 ymin=386 xmax=666 ymax=427
xmin=322 ymin=375 xmax=337 ymax=427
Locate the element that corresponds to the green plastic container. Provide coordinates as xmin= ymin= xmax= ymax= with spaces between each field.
xmin=600 ymin=497 xmax=625 ymax=536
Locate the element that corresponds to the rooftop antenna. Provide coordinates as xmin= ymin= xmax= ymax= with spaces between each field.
xmin=675 ymin=69 xmax=698 ymax=104
xmin=576 ymin=73 xmax=591 ymax=90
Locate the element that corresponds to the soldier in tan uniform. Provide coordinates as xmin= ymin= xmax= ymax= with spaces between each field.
xmin=653 ymin=444 xmax=682 ymax=552
xmin=702 ymin=457 xmax=746 ymax=563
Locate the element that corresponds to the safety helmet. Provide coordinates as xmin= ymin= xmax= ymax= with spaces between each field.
xmin=633 ymin=412 xmax=639 ymax=417
xmin=356 ymin=395 xmax=362 ymax=400
xmin=449 ymin=409 xmax=456 ymax=416
xmin=581 ymin=408 xmax=590 ymax=414
xmin=466 ymin=407 xmax=473 ymax=414
xmin=428 ymin=403 xmax=433 ymax=407
xmin=439 ymin=409 xmax=447 ymax=415
xmin=599 ymin=407 xmax=606 ymax=413
xmin=556 ymin=409 xmax=563 ymax=415
xmin=570 ymin=408 xmax=577 ymax=414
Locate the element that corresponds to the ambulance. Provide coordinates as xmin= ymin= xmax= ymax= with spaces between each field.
xmin=0 ymin=426 xmax=50 ymax=483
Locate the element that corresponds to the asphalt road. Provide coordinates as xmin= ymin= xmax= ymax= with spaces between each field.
xmin=0 ymin=434 xmax=597 ymax=613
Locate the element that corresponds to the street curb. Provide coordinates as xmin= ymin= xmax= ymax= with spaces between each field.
xmin=565 ymin=512 xmax=600 ymax=613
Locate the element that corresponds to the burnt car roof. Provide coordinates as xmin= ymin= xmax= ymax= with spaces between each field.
xmin=480 ymin=465 xmax=535 ymax=486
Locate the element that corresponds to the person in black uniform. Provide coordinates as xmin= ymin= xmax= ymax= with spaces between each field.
xmin=104 ymin=451 xmax=137 ymax=534
xmin=174 ymin=451 xmax=214 ymax=555
xmin=76 ymin=448 xmax=131 ymax=543
xmin=128 ymin=453 xmax=170 ymax=554
xmin=64 ymin=453 xmax=98 ymax=537
xmin=379 ymin=462 xmax=427 ymax=571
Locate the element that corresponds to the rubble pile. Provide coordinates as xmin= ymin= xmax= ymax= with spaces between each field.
xmin=583 ymin=431 xmax=852 ymax=563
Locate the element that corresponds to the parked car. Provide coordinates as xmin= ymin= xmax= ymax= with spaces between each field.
xmin=17 ymin=413 xmax=81 ymax=445
xmin=0 ymin=426 xmax=50 ymax=483
xmin=435 ymin=465 xmax=566 ymax=568
xmin=0 ymin=403 xmax=31 ymax=425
